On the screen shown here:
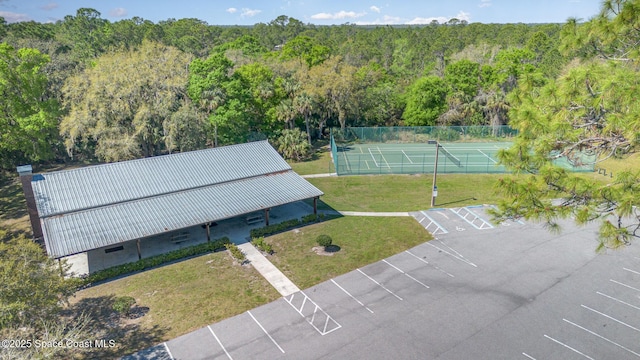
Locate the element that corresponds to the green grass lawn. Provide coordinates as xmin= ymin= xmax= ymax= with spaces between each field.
xmin=266 ymin=216 xmax=433 ymax=289
xmin=308 ymin=174 xmax=504 ymax=212
xmin=288 ymin=145 xmax=334 ymax=175
xmin=73 ymin=250 xmax=280 ymax=354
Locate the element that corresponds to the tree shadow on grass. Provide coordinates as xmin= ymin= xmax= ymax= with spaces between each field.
xmin=64 ymin=295 xmax=169 ymax=359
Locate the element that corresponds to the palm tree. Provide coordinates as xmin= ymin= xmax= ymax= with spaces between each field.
xmin=200 ymin=88 xmax=225 ymax=147
xmin=294 ymin=93 xmax=313 ymax=145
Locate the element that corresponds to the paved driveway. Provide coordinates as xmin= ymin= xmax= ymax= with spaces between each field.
xmin=125 ymin=206 xmax=640 ymax=359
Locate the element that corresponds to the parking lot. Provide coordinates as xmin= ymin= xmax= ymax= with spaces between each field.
xmin=126 ymin=206 xmax=640 ymax=359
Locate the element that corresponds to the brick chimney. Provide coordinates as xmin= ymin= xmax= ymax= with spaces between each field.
xmin=17 ymin=165 xmax=44 ymax=242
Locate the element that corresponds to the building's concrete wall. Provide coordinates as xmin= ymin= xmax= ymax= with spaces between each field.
xmin=61 ymin=201 xmax=315 ymax=275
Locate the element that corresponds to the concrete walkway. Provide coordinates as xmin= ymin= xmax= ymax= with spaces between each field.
xmin=301 ymin=172 xmax=337 ymax=178
xmin=237 ymin=243 xmax=300 ymax=297
xmin=338 ymin=211 xmax=410 ymax=216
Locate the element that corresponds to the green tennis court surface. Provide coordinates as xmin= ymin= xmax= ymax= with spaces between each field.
xmin=334 ymin=142 xmax=511 ymax=175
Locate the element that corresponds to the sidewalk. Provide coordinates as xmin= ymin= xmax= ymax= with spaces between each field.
xmin=237 ymin=242 xmax=300 ymax=297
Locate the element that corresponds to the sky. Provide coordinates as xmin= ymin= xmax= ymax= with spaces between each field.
xmin=1 ymin=0 xmax=603 ymax=26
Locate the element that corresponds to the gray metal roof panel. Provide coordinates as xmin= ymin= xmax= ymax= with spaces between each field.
xmin=41 ymin=171 xmax=323 ymax=258
xmin=32 ymin=141 xmax=291 ymax=217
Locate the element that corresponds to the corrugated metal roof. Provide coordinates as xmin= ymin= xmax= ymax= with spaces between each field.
xmin=42 ymin=171 xmax=323 ymax=258
xmin=32 ymin=140 xmax=291 ymax=218
xmin=32 ymin=141 xmax=324 ymax=258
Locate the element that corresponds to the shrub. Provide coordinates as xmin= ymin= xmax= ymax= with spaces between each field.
xmin=83 ymin=237 xmax=231 ymax=286
xmin=316 ymin=234 xmax=333 ymax=248
xmin=112 ymin=296 xmax=136 ymax=316
xmin=250 ymin=214 xmax=327 ymax=238
xmin=252 ymin=237 xmax=273 ymax=255
xmin=225 ymin=243 xmax=245 ymax=262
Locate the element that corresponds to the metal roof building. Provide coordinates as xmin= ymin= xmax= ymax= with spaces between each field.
xmin=19 ymin=141 xmax=323 ymax=259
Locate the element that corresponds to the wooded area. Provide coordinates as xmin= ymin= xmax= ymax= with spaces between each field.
xmin=0 ymin=8 xmax=570 ymax=169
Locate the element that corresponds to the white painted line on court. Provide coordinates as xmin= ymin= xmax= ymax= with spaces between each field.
xmin=357 ymin=268 xmax=403 ymax=300
xmin=401 ymin=150 xmax=414 ymax=164
xmin=377 ymin=146 xmax=391 ymax=168
xmin=163 ymin=342 xmax=174 ymax=360
xmin=597 ymin=291 xmax=640 ymax=311
xmin=563 ymin=318 xmax=640 ymax=357
xmin=477 ymin=149 xmax=498 ymax=164
xmin=624 ymin=267 xmax=640 ymax=275
xmin=405 ymin=250 xmax=455 ymax=278
xmin=522 ymin=352 xmax=536 ymax=360
xmin=610 ymin=279 xmax=640 ymax=293
xmin=544 ymin=334 xmax=594 ymax=359
xmin=382 ymin=259 xmax=430 ymax=289
xmin=367 ymin=148 xmax=381 ymax=168
xmin=426 ymin=241 xmax=477 ymax=267
xmin=331 ymin=279 xmax=374 ymax=314
xmin=342 ymin=151 xmax=351 ymax=172
xmin=581 ymin=304 xmax=640 ymax=333
xmin=247 ymin=311 xmax=285 ymax=354
xmin=208 ymin=325 xmax=233 ymax=360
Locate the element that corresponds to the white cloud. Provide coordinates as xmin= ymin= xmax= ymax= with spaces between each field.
xmin=406 ymin=11 xmax=470 ymax=25
xmin=370 ymin=5 xmax=381 ymax=13
xmin=355 ymin=15 xmax=401 ymax=25
xmin=40 ymin=3 xmax=58 ymax=11
xmin=227 ymin=7 xmax=237 ymax=14
xmin=311 ymin=10 xmax=366 ymax=20
xmin=479 ymin=0 xmax=492 ymax=8
xmin=109 ymin=7 xmax=127 ymax=17
xmin=241 ymin=8 xmax=262 ymax=17
xmin=0 ymin=11 xmax=31 ymax=23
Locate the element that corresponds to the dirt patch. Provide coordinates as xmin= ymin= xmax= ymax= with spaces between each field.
xmin=311 ymin=245 xmax=341 ymax=256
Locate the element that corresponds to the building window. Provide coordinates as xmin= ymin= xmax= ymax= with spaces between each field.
xmin=105 ymin=245 xmax=124 ymax=253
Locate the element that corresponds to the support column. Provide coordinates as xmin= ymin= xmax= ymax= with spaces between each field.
xmin=264 ymin=208 xmax=270 ymax=226
xmin=206 ymin=222 xmax=211 ymax=242
xmin=313 ymin=197 xmax=318 ymax=215
xmin=136 ymin=239 xmax=142 ymax=260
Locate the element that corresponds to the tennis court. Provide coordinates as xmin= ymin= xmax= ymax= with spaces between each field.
xmin=334 ymin=142 xmax=511 ymax=175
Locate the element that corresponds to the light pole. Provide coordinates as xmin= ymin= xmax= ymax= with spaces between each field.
xmin=428 ymin=140 xmax=439 ymax=207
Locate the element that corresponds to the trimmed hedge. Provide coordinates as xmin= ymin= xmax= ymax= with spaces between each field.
xmin=316 ymin=234 xmax=333 ymax=248
xmin=83 ymin=237 xmax=231 ymax=286
xmin=250 ymin=213 xmax=326 ymax=238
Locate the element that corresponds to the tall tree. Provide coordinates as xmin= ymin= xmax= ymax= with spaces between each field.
xmin=0 ymin=44 xmax=60 ymax=170
xmin=494 ymin=0 xmax=640 ymax=250
xmin=403 ymin=76 xmax=449 ymax=126
xmin=56 ymin=8 xmax=111 ymax=61
xmin=60 ymin=41 xmax=193 ymax=161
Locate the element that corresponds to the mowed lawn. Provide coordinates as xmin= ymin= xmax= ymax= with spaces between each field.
xmin=73 ymin=251 xmax=280 ymax=344
xmin=266 ymin=216 xmax=433 ymax=290
xmin=308 ymin=173 xmax=504 ymax=212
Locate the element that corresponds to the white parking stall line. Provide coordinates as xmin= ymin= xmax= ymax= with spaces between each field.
xmin=357 ymin=268 xmax=403 ymax=300
xmin=624 ymin=267 xmax=640 ymax=276
xmin=581 ymin=304 xmax=640 ymax=333
xmin=426 ymin=241 xmax=477 ymax=268
xmin=405 ymin=250 xmax=455 ymax=278
xmin=522 ymin=352 xmax=536 ymax=360
xmin=382 ymin=259 xmax=430 ymax=289
xmin=247 ymin=311 xmax=285 ymax=354
xmin=331 ymin=279 xmax=374 ymax=314
xmin=284 ymin=291 xmax=342 ymax=335
xmin=610 ymin=279 xmax=640 ymax=293
xmin=419 ymin=211 xmax=449 ymax=235
xmin=544 ymin=334 xmax=594 ymax=359
xmin=597 ymin=291 xmax=640 ymax=311
xmin=563 ymin=318 xmax=640 ymax=357
xmin=208 ymin=325 xmax=233 ymax=360
xmin=163 ymin=342 xmax=174 ymax=360
xmin=449 ymin=207 xmax=494 ymax=230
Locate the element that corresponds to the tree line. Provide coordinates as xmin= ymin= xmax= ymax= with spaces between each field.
xmin=0 ymin=8 xmax=568 ymax=169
